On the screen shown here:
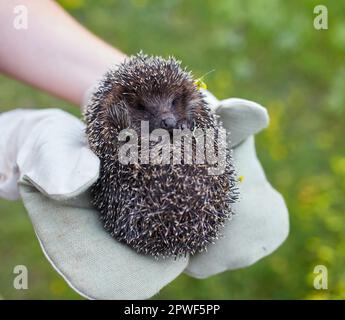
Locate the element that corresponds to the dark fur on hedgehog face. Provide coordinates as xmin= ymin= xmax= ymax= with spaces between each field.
xmin=106 ymin=55 xmax=205 ymax=134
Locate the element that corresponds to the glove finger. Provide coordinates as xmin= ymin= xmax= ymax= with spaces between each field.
xmin=16 ymin=109 xmax=100 ymax=200
xmin=0 ymin=109 xmax=49 ymax=200
xmin=216 ymin=98 xmax=269 ymax=148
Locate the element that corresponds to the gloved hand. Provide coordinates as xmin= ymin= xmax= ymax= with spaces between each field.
xmin=0 ymin=92 xmax=289 ymax=299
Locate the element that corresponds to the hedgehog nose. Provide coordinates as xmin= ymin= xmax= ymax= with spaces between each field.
xmin=161 ymin=116 xmax=177 ymax=130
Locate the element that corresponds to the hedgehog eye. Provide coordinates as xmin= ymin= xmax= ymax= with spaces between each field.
xmin=172 ymin=97 xmax=180 ymax=108
xmin=136 ymin=103 xmax=146 ymax=111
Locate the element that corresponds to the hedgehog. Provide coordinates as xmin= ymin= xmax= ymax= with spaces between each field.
xmin=84 ymin=53 xmax=238 ymax=257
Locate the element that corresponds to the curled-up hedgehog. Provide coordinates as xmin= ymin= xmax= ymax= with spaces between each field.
xmin=84 ymin=53 xmax=238 ymax=257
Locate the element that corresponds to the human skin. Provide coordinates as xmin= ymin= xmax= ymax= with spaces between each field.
xmin=0 ymin=0 xmax=126 ymax=106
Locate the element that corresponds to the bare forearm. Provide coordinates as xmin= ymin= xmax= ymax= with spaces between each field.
xmin=0 ymin=0 xmax=126 ymax=105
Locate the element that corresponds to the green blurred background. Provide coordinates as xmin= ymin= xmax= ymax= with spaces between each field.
xmin=1 ymin=0 xmax=344 ymax=299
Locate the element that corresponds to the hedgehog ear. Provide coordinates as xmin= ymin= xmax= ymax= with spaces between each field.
xmin=215 ymin=98 xmax=269 ymax=148
xmin=108 ymin=102 xmax=131 ymax=130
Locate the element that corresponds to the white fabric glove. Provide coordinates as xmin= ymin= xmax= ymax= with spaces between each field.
xmin=0 ymin=109 xmax=100 ymax=200
xmin=0 ymin=92 xmax=289 ymax=299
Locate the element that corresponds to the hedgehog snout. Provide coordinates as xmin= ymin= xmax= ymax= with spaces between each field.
xmin=161 ymin=115 xmax=177 ymax=130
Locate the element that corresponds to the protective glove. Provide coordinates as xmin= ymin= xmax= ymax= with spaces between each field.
xmin=0 ymin=92 xmax=289 ymax=299
xmin=0 ymin=108 xmax=188 ymax=300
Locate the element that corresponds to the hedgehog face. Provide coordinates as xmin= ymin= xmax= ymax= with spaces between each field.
xmin=124 ymin=86 xmax=197 ymax=133
xmin=102 ymin=54 xmax=205 ymax=134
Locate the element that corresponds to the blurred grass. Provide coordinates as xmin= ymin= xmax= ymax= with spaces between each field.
xmin=1 ymin=0 xmax=345 ymax=299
